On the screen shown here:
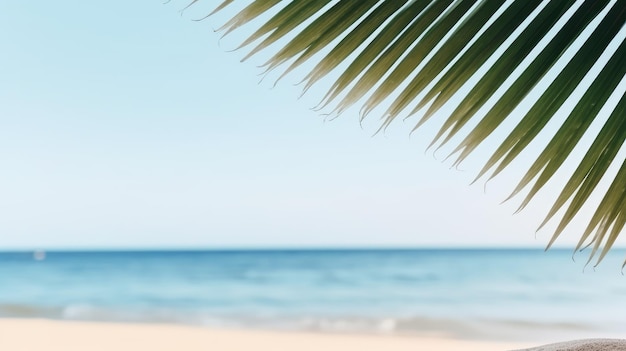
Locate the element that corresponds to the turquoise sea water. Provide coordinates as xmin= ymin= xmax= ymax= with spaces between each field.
xmin=1 ymin=249 xmax=625 ymax=342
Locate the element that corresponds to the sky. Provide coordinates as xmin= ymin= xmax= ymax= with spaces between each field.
xmin=0 ymin=1 xmax=624 ymax=250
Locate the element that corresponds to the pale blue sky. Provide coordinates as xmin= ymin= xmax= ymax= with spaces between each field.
xmin=0 ymin=1 xmax=623 ymax=250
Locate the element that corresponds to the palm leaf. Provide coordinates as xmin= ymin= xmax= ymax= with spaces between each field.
xmin=199 ymin=1 xmax=625 ymax=267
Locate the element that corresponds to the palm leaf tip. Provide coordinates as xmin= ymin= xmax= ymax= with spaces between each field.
xmin=202 ymin=0 xmax=626 ymax=267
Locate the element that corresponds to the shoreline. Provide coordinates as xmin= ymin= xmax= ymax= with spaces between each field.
xmin=0 ymin=318 xmax=533 ymax=351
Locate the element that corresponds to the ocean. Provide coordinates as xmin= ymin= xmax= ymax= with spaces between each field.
xmin=1 ymin=249 xmax=625 ymax=342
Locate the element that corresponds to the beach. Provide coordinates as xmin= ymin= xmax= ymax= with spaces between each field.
xmin=2 ymin=249 xmax=626 ymax=349
xmin=0 ymin=318 xmax=531 ymax=351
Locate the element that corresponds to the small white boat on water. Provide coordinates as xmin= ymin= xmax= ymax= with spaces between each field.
xmin=33 ymin=250 xmax=46 ymax=261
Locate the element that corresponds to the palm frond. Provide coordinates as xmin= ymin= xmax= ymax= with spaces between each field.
xmin=201 ymin=0 xmax=626 ymax=266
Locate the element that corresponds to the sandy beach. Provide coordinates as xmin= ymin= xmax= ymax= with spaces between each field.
xmin=0 ymin=318 xmax=535 ymax=351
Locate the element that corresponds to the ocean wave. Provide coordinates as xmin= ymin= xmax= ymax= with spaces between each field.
xmin=0 ymin=302 xmax=600 ymax=342
xmin=0 ymin=303 xmax=62 ymax=319
xmin=289 ymin=315 xmax=598 ymax=340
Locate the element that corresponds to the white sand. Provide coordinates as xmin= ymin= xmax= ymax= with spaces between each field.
xmin=0 ymin=318 xmax=532 ymax=351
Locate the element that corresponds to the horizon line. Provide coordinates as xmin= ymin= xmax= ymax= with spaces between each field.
xmin=1 ymin=246 xmax=623 ymax=253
